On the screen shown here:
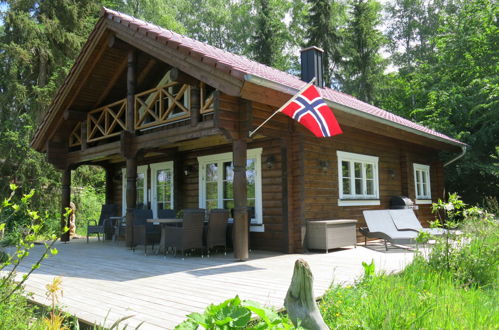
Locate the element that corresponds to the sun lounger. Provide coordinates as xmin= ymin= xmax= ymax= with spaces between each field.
xmin=389 ymin=209 xmax=447 ymax=236
xmin=361 ymin=210 xmax=419 ymax=250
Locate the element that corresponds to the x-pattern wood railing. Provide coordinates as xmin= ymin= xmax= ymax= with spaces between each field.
xmin=87 ymin=99 xmax=127 ymax=142
xmin=200 ymin=82 xmax=214 ymax=114
xmin=69 ymin=81 xmax=217 ymax=148
xmin=135 ymin=82 xmax=190 ymax=130
xmin=69 ymin=122 xmax=82 ymax=147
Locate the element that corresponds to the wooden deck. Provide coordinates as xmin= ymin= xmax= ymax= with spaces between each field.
xmin=6 ymin=239 xmax=415 ymax=329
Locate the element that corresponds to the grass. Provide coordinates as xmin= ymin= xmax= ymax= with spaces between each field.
xmin=319 ymin=207 xmax=499 ymax=330
xmin=320 ymin=259 xmax=498 ymax=329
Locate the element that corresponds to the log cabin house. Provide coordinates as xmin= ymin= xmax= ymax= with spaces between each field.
xmin=31 ymin=8 xmax=466 ymax=258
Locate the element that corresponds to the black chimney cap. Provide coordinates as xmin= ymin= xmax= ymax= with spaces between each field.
xmin=300 ymin=46 xmax=324 ymax=88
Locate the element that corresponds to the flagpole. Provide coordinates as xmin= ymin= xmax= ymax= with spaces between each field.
xmin=249 ymin=77 xmax=317 ymax=138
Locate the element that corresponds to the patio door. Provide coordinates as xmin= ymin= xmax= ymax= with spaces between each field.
xmin=198 ymin=148 xmax=263 ymax=230
xmin=151 ymin=161 xmax=174 ymax=218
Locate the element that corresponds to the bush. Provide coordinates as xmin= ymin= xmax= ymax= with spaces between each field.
xmin=175 ymin=296 xmax=298 ymax=329
xmin=427 ymin=195 xmax=498 ymax=289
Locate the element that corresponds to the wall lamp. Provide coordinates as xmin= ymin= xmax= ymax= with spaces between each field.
xmin=265 ymin=155 xmax=275 ymax=169
xmin=319 ymin=160 xmax=329 ymax=173
xmin=184 ymin=165 xmax=195 ymax=176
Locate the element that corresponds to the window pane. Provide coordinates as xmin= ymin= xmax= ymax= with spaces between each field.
xmin=416 ymin=170 xmax=421 ymax=184
xmin=421 ymin=171 xmax=427 ymax=185
xmin=206 ymin=199 xmax=218 ymax=210
xmin=223 ymin=161 xmax=233 ymax=181
xmin=156 ymin=169 xmax=172 ymax=211
xmin=343 ymin=178 xmax=351 ymax=194
xmin=366 ymin=164 xmax=373 ymax=179
xmin=366 ymin=179 xmax=374 ymax=195
xmin=223 ymin=181 xmax=234 ymax=199
xmin=342 ymin=161 xmax=350 ymax=178
xmin=206 ymin=182 xmax=218 ymax=200
xmin=223 ymin=200 xmax=234 ymax=210
xmin=354 ymin=162 xmax=362 ymax=179
xmin=206 ymin=163 xmax=218 ymax=182
xmin=422 ymin=183 xmax=427 ymax=197
xmin=247 ymin=158 xmax=256 ymax=199
xmin=136 ymin=173 xmax=145 ymax=206
xmin=355 ymin=178 xmax=363 ymax=195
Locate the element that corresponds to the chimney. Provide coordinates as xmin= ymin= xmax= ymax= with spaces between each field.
xmin=300 ymin=46 xmax=324 ymax=88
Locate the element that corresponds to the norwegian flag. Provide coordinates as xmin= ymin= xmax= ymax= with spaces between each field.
xmin=280 ymin=83 xmax=342 ymax=138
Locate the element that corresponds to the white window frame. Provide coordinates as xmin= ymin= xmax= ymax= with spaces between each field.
xmin=150 ymin=161 xmax=174 ymax=218
xmin=337 ymin=151 xmax=380 ymax=206
xmin=413 ymin=163 xmax=431 ymax=203
xmin=122 ymin=165 xmax=148 ymax=216
xmin=198 ymin=148 xmax=263 ymax=232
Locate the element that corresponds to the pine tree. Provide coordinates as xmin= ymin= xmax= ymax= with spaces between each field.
xmin=306 ymin=0 xmax=345 ymax=87
xmin=250 ymin=0 xmax=292 ymax=70
xmin=337 ymin=0 xmax=386 ymax=103
xmin=0 ymin=0 xmax=100 ymax=211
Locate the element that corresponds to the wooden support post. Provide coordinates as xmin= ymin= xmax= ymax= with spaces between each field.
xmin=125 ymin=48 xmax=137 ymax=247
xmin=105 ymin=166 xmax=114 ymax=205
xmin=232 ymin=138 xmax=248 ymax=261
xmin=125 ymin=157 xmax=137 ymax=247
xmin=60 ymin=169 xmax=71 ymax=242
xmin=126 ymin=49 xmax=136 ymax=131
xmin=190 ymin=85 xmax=200 ymax=127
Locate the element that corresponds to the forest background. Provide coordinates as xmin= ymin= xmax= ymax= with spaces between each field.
xmin=0 ymin=0 xmax=497 ymax=233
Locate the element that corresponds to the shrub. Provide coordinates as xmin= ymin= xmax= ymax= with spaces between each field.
xmin=0 ymin=184 xmax=61 ymax=327
xmin=175 ymin=296 xmax=299 ymax=329
xmin=427 ymin=194 xmax=498 ymax=288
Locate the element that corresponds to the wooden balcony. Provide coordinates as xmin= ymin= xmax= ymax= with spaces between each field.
xmin=69 ymin=82 xmax=215 ymax=150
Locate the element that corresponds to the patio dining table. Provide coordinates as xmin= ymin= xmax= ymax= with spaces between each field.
xmin=147 ymin=218 xmax=183 ymax=254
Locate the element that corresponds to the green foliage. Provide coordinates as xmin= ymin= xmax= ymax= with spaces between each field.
xmin=305 ymin=0 xmax=346 ymax=87
xmin=382 ymin=0 xmax=498 ymax=204
xmin=428 ymin=196 xmax=498 ymax=288
xmin=0 ymin=185 xmax=60 ymax=328
xmin=337 ymin=0 xmax=387 ymax=103
xmin=250 ymin=0 xmax=294 ymax=71
xmin=175 ymin=296 xmax=297 ymax=329
xmin=320 ymin=259 xmax=498 ymax=329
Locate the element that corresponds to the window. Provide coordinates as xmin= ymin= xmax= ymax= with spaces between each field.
xmin=198 ymin=148 xmax=263 ymax=231
xmin=122 ymin=165 xmax=148 ymax=216
xmin=150 ymin=161 xmax=174 ymax=218
xmin=413 ymin=164 xmax=431 ymax=202
xmin=337 ymin=151 xmax=379 ymax=206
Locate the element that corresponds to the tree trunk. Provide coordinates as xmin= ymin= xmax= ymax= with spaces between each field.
xmin=284 ymin=259 xmax=329 ymax=329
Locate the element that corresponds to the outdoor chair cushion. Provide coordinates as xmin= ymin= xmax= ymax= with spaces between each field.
xmin=389 ymin=209 xmax=446 ymax=236
xmin=362 ymin=210 xmax=418 ymax=248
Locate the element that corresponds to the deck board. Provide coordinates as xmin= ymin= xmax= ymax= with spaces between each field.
xmin=3 ymin=239 xmax=415 ymax=329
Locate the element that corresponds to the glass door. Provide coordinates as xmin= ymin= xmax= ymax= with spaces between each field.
xmin=151 ymin=161 xmax=174 ymax=218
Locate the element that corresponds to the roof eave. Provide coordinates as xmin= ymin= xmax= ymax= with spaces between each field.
xmin=244 ymin=74 xmax=466 ymax=149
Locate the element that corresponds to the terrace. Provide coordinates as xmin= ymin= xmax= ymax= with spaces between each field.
xmin=7 ymin=239 xmax=415 ymax=329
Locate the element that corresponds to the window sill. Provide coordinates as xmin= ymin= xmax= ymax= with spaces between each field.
xmin=227 ymin=218 xmax=265 ymax=232
xmin=415 ymin=199 xmax=432 ymax=205
xmin=338 ymin=199 xmax=380 ymax=206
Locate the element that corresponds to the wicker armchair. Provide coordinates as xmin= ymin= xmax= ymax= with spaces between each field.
xmin=165 ymin=208 xmax=205 ymax=257
xmin=132 ymin=209 xmax=160 ymax=254
xmin=205 ymin=209 xmax=229 ymax=254
xmin=86 ymin=204 xmax=118 ymax=243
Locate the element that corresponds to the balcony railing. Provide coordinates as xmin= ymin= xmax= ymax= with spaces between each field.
xmin=68 ymin=82 xmax=215 ymax=148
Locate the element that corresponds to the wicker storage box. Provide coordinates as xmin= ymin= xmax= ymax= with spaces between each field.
xmin=307 ymin=219 xmax=358 ymax=252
